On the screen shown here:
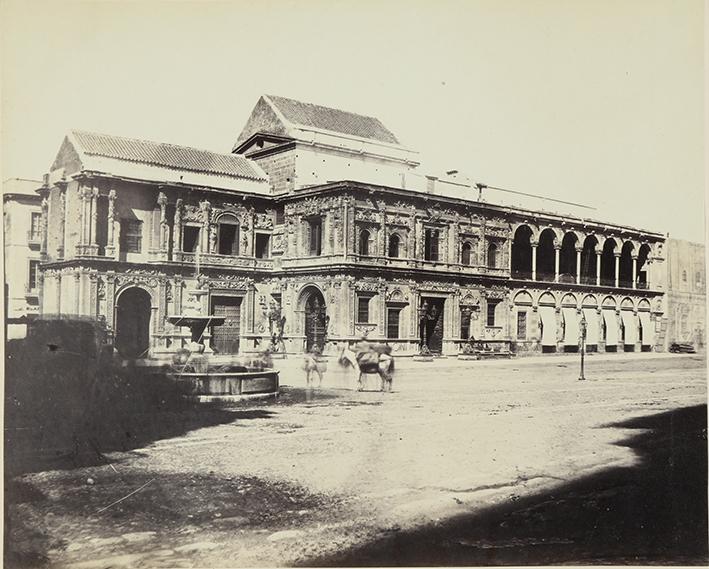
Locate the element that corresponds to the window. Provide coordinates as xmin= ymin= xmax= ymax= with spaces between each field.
xmin=182 ymin=225 xmax=200 ymax=253
xmin=275 ymin=209 xmax=285 ymax=225
xmin=28 ymin=260 xmax=39 ymax=291
xmin=460 ymin=309 xmax=472 ymax=339
xmin=309 ymin=218 xmax=322 ymax=256
xmin=682 ymin=270 xmax=687 ymax=282
xmin=359 ymin=229 xmax=371 ymax=256
xmin=357 ymin=296 xmax=370 ymax=324
xmin=120 ymin=219 xmax=143 ymax=253
xmin=29 ymin=212 xmax=42 ymax=240
xmin=388 ymin=234 xmax=401 ymax=258
xmin=255 ymin=234 xmax=270 ymax=258
xmin=424 ymin=228 xmax=439 ymax=261
xmin=461 ymin=241 xmax=472 ymax=265
xmin=387 ymin=307 xmax=401 ymax=339
xmin=487 ymin=242 xmax=497 ymax=269
xmin=517 ymin=311 xmax=527 ymax=340
xmin=487 ymin=300 xmax=499 ymax=326
xmin=217 ymin=216 xmax=239 ymax=255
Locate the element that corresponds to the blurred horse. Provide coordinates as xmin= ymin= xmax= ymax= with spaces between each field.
xmin=338 ymin=341 xmax=395 ymax=392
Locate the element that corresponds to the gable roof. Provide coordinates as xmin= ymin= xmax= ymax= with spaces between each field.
xmin=71 ymin=130 xmax=267 ymax=181
xmin=234 ymin=95 xmax=401 ymax=150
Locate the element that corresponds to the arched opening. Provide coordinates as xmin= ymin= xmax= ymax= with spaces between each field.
xmin=511 ymin=225 xmax=533 ymax=278
xmin=536 ymin=228 xmax=556 ymax=282
xmin=217 ymin=214 xmax=240 ymax=255
xmin=581 ymin=295 xmax=599 ymax=352
xmin=461 ymin=241 xmax=473 ymax=266
xmin=559 ymin=233 xmax=578 ymax=283
xmin=600 ymin=238 xmax=617 ymax=286
xmin=359 ymin=229 xmax=371 ymax=256
xmin=538 ymin=292 xmax=557 ymax=352
xmin=561 ymin=294 xmax=579 ymax=352
xmin=302 ymin=287 xmax=328 ymax=353
xmin=601 ymin=297 xmax=618 ymax=352
xmin=580 ymin=235 xmax=598 ymax=284
xmin=618 ymin=241 xmax=634 ymax=288
xmin=487 ymin=242 xmax=497 ymax=269
xmin=115 ymin=287 xmax=152 ymax=358
xmin=636 ymin=244 xmax=651 ymax=288
xmin=388 ymin=233 xmax=401 ymax=258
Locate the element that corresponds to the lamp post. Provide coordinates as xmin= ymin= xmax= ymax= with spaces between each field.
xmin=579 ymin=313 xmax=587 ymax=381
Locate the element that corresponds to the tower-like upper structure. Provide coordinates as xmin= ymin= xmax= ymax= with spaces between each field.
xmin=232 ymin=95 xmax=420 ymax=194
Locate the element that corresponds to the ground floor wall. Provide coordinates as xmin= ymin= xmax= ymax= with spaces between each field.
xmin=38 ymin=265 xmax=667 ymax=357
xmin=664 ymin=291 xmax=705 ymax=349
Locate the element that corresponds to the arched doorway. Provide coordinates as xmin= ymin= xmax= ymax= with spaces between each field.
xmin=303 ymin=287 xmax=328 ymax=353
xmin=115 ymin=287 xmax=152 ymax=358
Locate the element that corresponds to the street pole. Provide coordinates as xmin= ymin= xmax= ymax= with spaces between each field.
xmin=579 ymin=314 xmax=587 ymax=381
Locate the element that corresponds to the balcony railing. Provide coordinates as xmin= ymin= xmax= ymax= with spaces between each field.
xmin=173 ymin=252 xmax=273 ymax=270
xmin=26 ymin=231 xmax=41 ymax=247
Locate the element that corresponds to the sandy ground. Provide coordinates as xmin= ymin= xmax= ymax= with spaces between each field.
xmin=6 ymin=352 xmax=707 ymax=567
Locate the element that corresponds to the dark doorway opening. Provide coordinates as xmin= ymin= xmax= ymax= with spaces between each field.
xmin=115 ymin=287 xmax=151 ymax=358
xmin=420 ymin=297 xmax=445 ymax=353
xmin=304 ymin=289 xmax=327 ymax=353
xmin=211 ymin=296 xmax=242 ymax=354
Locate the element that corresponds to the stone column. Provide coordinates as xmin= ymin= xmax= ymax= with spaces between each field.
xmin=106 ymin=189 xmax=117 ymax=258
xmin=379 ymin=213 xmax=386 ymax=259
xmin=554 ymin=243 xmax=561 ymax=282
xmin=575 ymin=247 xmax=582 ymax=284
xmin=55 ymin=272 xmax=62 ymax=316
xmin=58 ymin=188 xmax=66 ymax=259
xmin=40 ymin=197 xmax=49 ymax=257
xmin=173 ymin=199 xmax=183 ymax=254
xmin=531 ymin=242 xmax=538 ymax=281
xmin=631 ymin=254 xmax=638 ymax=289
xmin=322 ymin=210 xmax=331 ymax=256
xmin=79 ymin=187 xmax=91 ymax=254
xmin=614 ymin=253 xmax=620 ymax=288
xmin=74 ymin=272 xmax=81 ymax=315
xmin=88 ymin=273 xmax=98 ymax=318
xmin=595 ymin=247 xmax=602 ymax=286
xmin=89 ymin=185 xmax=99 ymax=254
xmin=342 ymin=202 xmax=349 ymax=259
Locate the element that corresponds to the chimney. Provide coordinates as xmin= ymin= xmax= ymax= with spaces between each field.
xmin=426 ymin=175 xmax=438 ymax=193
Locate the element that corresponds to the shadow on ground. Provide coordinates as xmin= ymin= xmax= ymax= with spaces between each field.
xmin=303 ymin=404 xmax=708 ymax=566
xmin=5 ymin=470 xmax=344 ymax=569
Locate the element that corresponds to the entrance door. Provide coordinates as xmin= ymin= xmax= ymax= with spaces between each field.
xmin=211 ymin=296 xmax=242 ymax=354
xmin=420 ymin=297 xmax=445 ymax=353
xmin=304 ymin=291 xmax=327 ymax=353
xmin=115 ymin=287 xmax=151 ymax=358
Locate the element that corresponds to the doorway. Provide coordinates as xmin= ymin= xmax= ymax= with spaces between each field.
xmin=115 ymin=287 xmax=152 ymax=358
xmin=304 ymin=288 xmax=327 ymax=353
xmin=420 ymin=297 xmax=445 ymax=353
xmin=211 ymin=296 xmax=242 ymax=354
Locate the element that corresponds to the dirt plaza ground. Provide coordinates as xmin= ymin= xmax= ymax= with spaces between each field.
xmin=6 ymin=352 xmax=708 ymax=567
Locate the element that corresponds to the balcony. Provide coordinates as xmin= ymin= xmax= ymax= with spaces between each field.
xmin=26 ymin=231 xmax=41 ymax=248
xmin=172 ymin=252 xmax=274 ymax=270
xmin=24 ymin=284 xmax=39 ymax=298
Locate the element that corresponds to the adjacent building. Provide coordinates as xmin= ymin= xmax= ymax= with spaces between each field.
xmin=3 ymin=178 xmax=43 ymax=339
xmin=664 ymin=238 xmax=706 ymax=349
xmin=34 ymin=95 xmax=670 ymax=358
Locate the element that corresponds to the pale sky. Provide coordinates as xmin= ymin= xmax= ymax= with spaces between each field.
xmin=1 ymin=0 xmax=705 ymax=242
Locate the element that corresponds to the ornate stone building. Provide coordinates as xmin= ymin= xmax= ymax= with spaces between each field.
xmin=36 ymin=95 xmax=667 ymax=357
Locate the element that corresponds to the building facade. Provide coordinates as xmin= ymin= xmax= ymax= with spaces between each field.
xmin=36 ymin=95 xmax=668 ymax=358
xmin=664 ymin=238 xmax=705 ymax=349
xmin=4 ymin=178 xmax=43 ymax=339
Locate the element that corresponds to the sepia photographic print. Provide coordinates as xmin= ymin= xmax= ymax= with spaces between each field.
xmin=2 ymin=0 xmax=707 ymax=567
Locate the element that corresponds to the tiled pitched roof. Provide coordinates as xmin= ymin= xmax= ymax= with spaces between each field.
xmin=265 ymin=95 xmax=400 ymax=145
xmin=71 ymin=130 xmax=267 ymax=181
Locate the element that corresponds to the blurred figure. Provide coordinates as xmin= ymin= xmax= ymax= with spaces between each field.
xmin=303 ymin=345 xmax=326 ymax=387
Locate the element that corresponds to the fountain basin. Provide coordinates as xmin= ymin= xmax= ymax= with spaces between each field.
xmin=170 ymin=369 xmax=279 ymax=403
